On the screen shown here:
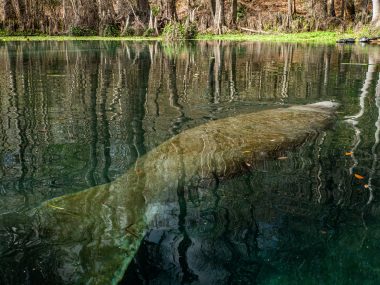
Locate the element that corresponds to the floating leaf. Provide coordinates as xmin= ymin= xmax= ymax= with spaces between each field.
xmin=364 ymin=184 xmax=369 ymax=189
xmin=345 ymin=152 xmax=353 ymax=156
xmin=277 ymin=156 xmax=288 ymax=160
xmin=243 ymin=150 xmax=251 ymax=153
xmin=354 ymin=174 xmax=365 ymax=180
xmin=245 ymin=162 xmax=251 ymax=167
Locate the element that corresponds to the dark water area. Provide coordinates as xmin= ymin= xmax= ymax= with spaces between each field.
xmin=0 ymin=40 xmax=380 ymax=284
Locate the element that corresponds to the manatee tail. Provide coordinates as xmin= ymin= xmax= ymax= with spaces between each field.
xmin=28 ymin=170 xmax=148 ymax=285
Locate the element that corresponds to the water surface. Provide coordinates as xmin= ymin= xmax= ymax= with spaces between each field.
xmin=1 ymin=40 xmax=380 ymax=284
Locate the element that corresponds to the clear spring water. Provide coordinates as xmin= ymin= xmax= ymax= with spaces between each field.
xmin=1 ymin=40 xmax=380 ymax=284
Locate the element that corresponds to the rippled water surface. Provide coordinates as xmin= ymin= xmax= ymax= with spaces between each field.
xmin=1 ymin=41 xmax=380 ymax=284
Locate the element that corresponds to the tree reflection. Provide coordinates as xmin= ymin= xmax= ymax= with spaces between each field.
xmin=1 ymin=41 xmax=380 ymax=284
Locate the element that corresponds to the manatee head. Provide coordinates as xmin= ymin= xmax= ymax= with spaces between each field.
xmin=291 ymin=101 xmax=340 ymax=113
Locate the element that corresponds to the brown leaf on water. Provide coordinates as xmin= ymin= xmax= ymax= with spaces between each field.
xmin=345 ymin=152 xmax=353 ymax=156
xmin=354 ymin=174 xmax=365 ymax=180
xmin=277 ymin=156 xmax=288 ymax=160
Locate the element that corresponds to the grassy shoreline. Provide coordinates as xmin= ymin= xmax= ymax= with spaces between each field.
xmin=0 ymin=35 xmax=161 ymax=42
xmin=197 ymin=31 xmax=357 ymax=43
xmin=0 ymin=31 xmax=358 ymax=43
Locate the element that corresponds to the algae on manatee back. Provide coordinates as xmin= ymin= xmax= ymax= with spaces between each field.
xmin=32 ymin=102 xmax=338 ymax=284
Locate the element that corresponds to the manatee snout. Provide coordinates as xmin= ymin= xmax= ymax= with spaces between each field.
xmin=306 ymin=101 xmax=340 ymax=111
xmin=290 ymin=101 xmax=339 ymax=113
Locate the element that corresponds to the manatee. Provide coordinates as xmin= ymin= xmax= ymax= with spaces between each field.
xmin=28 ymin=101 xmax=338 ymax=284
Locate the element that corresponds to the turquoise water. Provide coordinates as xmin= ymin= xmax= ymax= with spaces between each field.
xmin=0 ymin=41 xmax=380 ymax=284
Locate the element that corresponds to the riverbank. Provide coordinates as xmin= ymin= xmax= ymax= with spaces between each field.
xmin=197 ymin=31 xmax=356 ymax=43
xmin=0 ymin=36 xmax=161 ymax=42
xmin=0 ymin=31 xmax=363 ymax=44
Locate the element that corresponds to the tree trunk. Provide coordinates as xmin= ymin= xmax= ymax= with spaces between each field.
xmin=288 ymin=0 xmax=293 ymax=17
xmin=328 ymin=0 xmax=336 ymax=17
xmin=3 ymin=0 xmax=16 ymax=30
xmin=361 ymin=0 xmax=369 ymax=14
xmin=15 ymin=0 xmax=30 ymax=30
xmin=214 ymin=0 xmax=224 ymax=34
xmin=137 ymin=0 xmax=150 ymax=23
xmin=322 ymin=0 xmax=328 ymax=17
xmin=345 ymin=0 xmax=355 ymax=20
xmin=340 ymin=0 xmax=345 ymax=18
xmin=209 ymin=0 xmax=216 ymax=18
xmin=97 ymin=0 xmax=116 ymax=35
xmin=231 ymin=0 xmax=237 ymax=28
xmin=187 ymin=0 xmax=191 ymax=22
xmin=167 ymin=0 xmax=178 ymax=21
xmin=372 ymin=0 xmax=380 ymax=27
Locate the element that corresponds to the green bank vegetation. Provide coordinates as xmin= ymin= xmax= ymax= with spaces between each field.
xmin=197 ymin=31 xmax=358 ymax=43
xmin=0 ymin=31 xmax=361 ymax=44
xmin=0 ymin=36 xmax=161 ymax=42
xmin=0 ymin=1 xmax=380 ymax=41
